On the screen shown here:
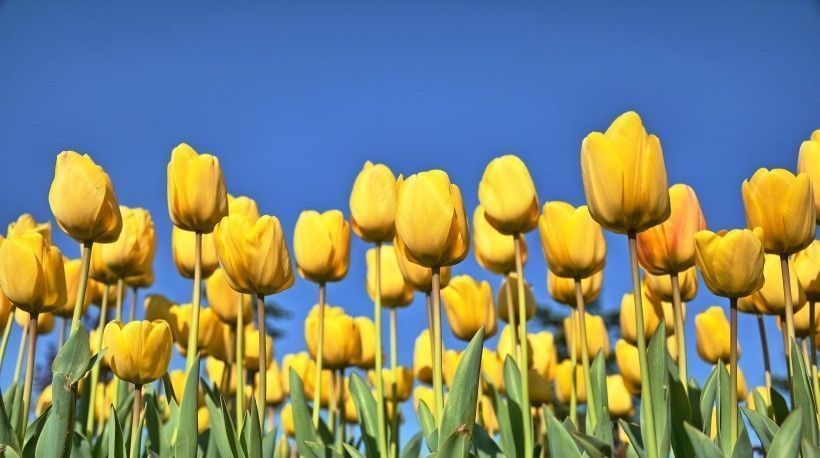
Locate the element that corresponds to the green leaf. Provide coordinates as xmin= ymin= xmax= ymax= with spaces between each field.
xmin=687 ymin=380 xmax=703 ymax=429
xmin=107 ymin=406 xmax=127 ymax=458
xmin=34 ymin=374 xmax=75 ymax=458
xmin=714 ymin=363 xmax=733 ymax=455
xmin=342 ymin=442 xmax=365 ymax=458
xmin=262 ymin=429 xmax=276 ymax=457
xmin=667 ymin=355 xmax=694 ymax=458
xmin=22 ymin=405 xmax=49 ymax=456
xmin=768 ymin=408 xmax=803 ymax=458
xmin=203 ymin=388 xmax=240 ymax=458
xmin=769 ymin=388 xmax=789 ymax=425
xmin=570 ymin=430 xmax=610 ymax=458
xmin=486 ymin=382 xmax=514 ymax=457
xmin=0 ymin=385 xmax=21 ymax=453
xmin=246 ymin=400 xmax=262 ymax=458
xmin=142 ymin=393 xmax=163 ymax=456
xmin=436 ymin=430 xmax=469 ymax=458
xmin=588 ymin=351 xmax=612 ymax=447
xmin=51 ymin=328 xmax=93 ymax=384
xmin=288 ymin=369 xmax=320 ymax=458
xmin=472 ymin=423 xmax=502 ymax=458
xmin=348 ymin=372 xmax=378 ymax=457
xmin=789 ymin=341 xmax=818 ymax=444
xmin=643 ymin=324 xmax=669 ymax=458
xmin=683 ymin=423 xmax=723 ymax=457
xmin=750 ymin=389 xmax=769 ymax=418
xmin=741 ymin=407 xmax=778 ymax=451
xmin=547 ymin=416 xmax=581 ymax=457
xmin=400 ymin=432 xmax=423 ymax=458
xmin=173 ymin=357 xmax=201 ymax=458
xmin=501 ymin=355 xmax=525 ymax=458
xmin=161 ymin=373 xmax=177 ymax=406
xmin=730 ymin=426 xmax=752 ymax=458
xmin=438 ymin=328 xmax=484 ymax=457
xmin=699 ymin=365 xmax=719 ymax=435
xmin=416 ymin=400 xmax=436 ymax=452
xmin=618 ymin=420 xmax=644 ymax=458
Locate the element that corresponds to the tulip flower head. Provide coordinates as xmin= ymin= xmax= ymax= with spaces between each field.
xmin=349 ymin=161 xmax=398 ymax=243
xmin=366 ymin=245 xmax=414 ymax=307
xmin=478 ymin=154 xmax=540 ymax=235
xmin=205 ymin=268 xmax=253 ymax=325
xmin=166 ymin=143 xmax=228 ymax=233
xmin=497 ymin=273 xmax=536 ymax=322
xmin=791 ymin=301 xmax=820 ymax=338
xmin=54 ymin=258 xmax=95 ymax=318
xmin=744 ymin=254 xmax=806 ymax=316
xmin=563 ymin=312 xmax=611 ymax=360
xmin=794 ymin=240 xmax=820 ymax=302
xmin=644 ymin=266 xmax=698 ymax=302
xmin=497 ymin=325 xmax=533 ymax=368
xmin=413 ymin=329 xmax=433 ymax=384
xmin=615 ymin=339 xmax=641 ymax=395
xmin=369 ymin=367 xmax=413 ymax=402
xmin=351 ymin=316 xmax=376 ymax=369
xmin=555 ymin=359 xmax=586 ymax=404
xmin=0 ymin=289 xmax=11 ymax=329
xmin=530 ymin=331 xmax=557 ymax=381
xmin=7 ymin=214 xmax=51 ymax=242
xmin=14 ymin=309 xmax=55 ymax=334
xmin=694 ymin=306 xmax=734 ymax=364
xmin=172 ymin=227 xmax=219 ymax=279
xmin=0 ymin=232 xmax=66 ymax=314
xmin=480 ymin=349 xmax=505 ymax=393
xmin=281 ymin=352 xmax=312 ymax=395
xmin=243 ymin=327 xmax=273 ymax=371
xmin=102 ymin=319 xmax=173 ymax=385
xmin=304 ymin=305 xmax=361 ymax=369
xmin=294 ymin=209 xmax=350 ymax=284
xmin=255 ymin=360 xmax=285 ymax=406
xmin=228 ymin=194 xmax=261 ymax=221
xmin=100 ymin=206 xmax=156 ymax=279
xmin=606 ymin=375 xmax=634 ymax=419
xmin=619 ymin=291 xmax=664 ymax=345
xmin=473 ymin=205 xmax=523 ymax=275
xmin=695 ymin=228 xmax=766 ymax=298
xmin=394 ymin=236 xmax=451 ymax=292
xmin=547 ymin=270 xmax=602 ymax=307
xmin=538 ymin=202 xmax=606 ymax=279
xmin=797 ymin=130 xmax=820 ymax=222
xmin=441 ymin=275 xmax=498 ymax=341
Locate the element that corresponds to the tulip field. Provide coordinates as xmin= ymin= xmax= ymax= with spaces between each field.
xmin=0 ymin=112 xmax=817 ymax=458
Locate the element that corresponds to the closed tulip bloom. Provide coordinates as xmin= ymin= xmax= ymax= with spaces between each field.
xmin=281 ymin=403 xmax=295 ymax=437
xmin=205 ymin=268 xmax=253 ymax=325
xmin=214 ymin=214 xmax=295 ymax=296
xmin=100 ymin=206 xmax=156 ymax=279
xmin=615 ymin=340 xmax=642 ymax=395
xmin=89 ymin=246 xmax=118 ymax=285
xmin=351 ymin=316 xmax=376 ymax=369
xmin=196 ymin=407 xmax=210 ymax=433
xmin=443 ymin=350 xmax=463 ymax=388
xmin=637 ymin=184 xmax=707 ymax=275
xmin=619 ymin=291 xmax=664 ymax=344
xmin=144 ymin=295 xmax=176 ymax=331
xmin=797 ymin=130 xmax=820 ymax=221
xmin=660 ymin=298 xmax=686 ymax=335
xmin=538 ymin=202 xmax=606 ymax=279
xmin=244 ymin=327 xmax=273 ymax=371
xmin=695 ymin=228 xmax=766 ymax=298
xmin=305 ymin=305 xmax=361 ymax=369
xmin=564 ymin=312 xmax=610 ymax=360
xmin=349 ymin=161 xmax=398 ymax=243
xmin=255 ymin=360 xmax=285 ymax=406
xmin=441 ymin=275 xmax=497 ymax=340
xmin=48 ymin=151 xmax=122 ymax=243
xmin=792 ymin=302 xmax=820 ymax=338
xmin=15 ymin=309 xmax=55 ymax=335
xmin=35 ymin=385 xmax=52 ymax=417
xmin=413 ymin=329 xmax=433 ymax=383
xmin=794 ymin=241 xmax=820 ymax=302
xmin=743 ymin=168 xmax=815 ymax=255
xmin=366 ymin=245 xmax=413 ymax=307
xmin=207 ymin=323 xmax=234 ymax=363
xmin=294 ymin=210 xmax=350 ymax=284
xmin=478 ymin=155 xmax=539 ymax=235
xmin=394 ymin=237 xmax=451 ymax=292
xmin=369 ymin=367 xmax=413 ymax=401
xmin=481 ymin=349 xmax=505 ymax=393
xmin=694 ymin=306 xmax=733 ymax=364
xmin=729 ymin=364 xmax=748 ymax=400
xmin=746 ymin=386 xmax=771 ymax=411
xmin=644 ymin=266 xmax=698 ymax=302
xmin=497 ymin=325 xmax=533 ymax=368
xmin=497 ymin=273 xmax=536 ymax=322
xmin=174 ymin=306 xmax=223 ymax=355
xmin=547 ymin=270 xmax=602 ymax=307
xmin=7 ymin=214 xmax=51 ymax=241
xmin=479 ymin=395 xmax=499 ymax=432
xmin=413 ymin=386 xmax=436 ymax=414
xmin=395 ymin=170 xmax=469 ymax=267
xmin=54 ymin=258 xmax=94 ymax=318
xmin=580 ymin=111 xmax=671 ymax=233
xmin=170 ymin=369 xmax=204 ymax=407
xmin=166 ymin=143 xmax=228 ymax=233
xmin=0 ymin=233 xmax=66 ymax=314
xmin=281 ymin=352 xmax=312 ymax=395
xmin=125 ymin=268 xmax=154 ymax=288
xmin=103 ymin=320 xmax=172 ymax=385
xmin=303 ymin=364 xmax=334 ymax=407
xmin=206 ymin=359 xmax=239 ymax=395
xmin=555 ymin=360 xmax=586 ymax=404
xmin=528 ymin=369 xmax=552 ymax=405
xmin=666 ymin=334 xmax=679 ymax=362
xmin=228 ymin=194 xmax=260 ymax=221
xmin=0 ymin=290 xmax=11 ymax=328
xmin=172 ymin=227 xmax=218 ymax=279
xmin=606 ymin=375 xmax=634 ymax=419
xmin=742 ymin=254 xmax=805 ymax=316
xmin=473 ymin=206 xmax=523 ymax=275
xmin=531 ymin=331 xmax=557 ymax=380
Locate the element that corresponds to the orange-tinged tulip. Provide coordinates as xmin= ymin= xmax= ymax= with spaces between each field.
xmin=281 ymin=403 xmax=295 ymax=437
xmin=497 ymin=273 xmax=536 ymax=322
xmin=305 ymin=305 xmax=361 ymax=369
xmin=213 ymin=214 xmax=295 ymax=296
xmin=538 ymin=202 xmax=606 ymax=279
xmin=615 ymin=339 xmax=641 ymax=395
xmin=743 ymin=168 xmax=815 ymax=255
xmin=473 ymin=205 xmax=523 ymax=275
xmin=15 ymin=309 xmax=55 ymax=334
xmin=637 ymin=184 xmax=706 ymax=275
xmin=369 ymin=367 xmax=413 ymax=401
xmin=794 ymin=241 xmax=820 ymax=302
xmin=563 ymin=312 xmax=610 ymax=360
xmin=497 ymin=325 xmax=532 ymax=368
xmin=228 ymin=194 xmax=260 ymax=221
xmin=797 ymin=130 xmax=820 ymax=222
xmin=281 ymin=352 xmax=312 ymax=395
xmin=555 ymin=359 xmax=586 ymax=404
xmin=244 ymin=327 xmax=273 ymax=371
xmin=255 ymin=360 xmax=285 ymax=406
xmin=7 ymin=214 xmax=51 ymax=242
xmin=205 ymin=268 xmax=253 ymax=325
xmin=580 ymin=111 xmax=671 ymax=233
xmin=351 ymin=316 xmax=376 ymax=369
xmin=294 ymin=210 xmax=350 ymax=284
xmin=441 ymin=275 xmax=497 ymax=340
xmin=172 ymin=227 xmax=218 ymax=279
xmin=694 ymin=306 xmax=733 ymax=364
xmin=349 ymin=161 xmax=398 ymax=243
xmin=366 ymin=245 xmax=414 ymax=307
xmin=741 ymin=254 xmax=805 ymax=316
xmin=0 ymin=233 xmax=66 ymax=314
xmin=695 ymin=228 xmax=766 ymax=298
xmin=547 ymin=270 xmax=602 ymax=307
xmin=166 ymin=143 xmax=228 ymax=233
xmin=478 ymin=154 xmax=539 ymax=235
xmin=102 ymin=320 xmax=172 ymax=385
xmin=395 ymin=170 xmax=469 ymax=267
xmin=48 ymin=151 xmax=122 ymax=243
xmin=531 ymin=331 xmax=557 ymax=381
xmin=607 ymin=375 xmax=634 ymax=419
xmin=619 ymin=291 xmax=664 ymax=344
xmin=413 ymin=329 xmax=433 ymax=383
xmin=100 ymin=206 xmax=156 ymax=280
xmin=644 ymin=266 xmax=698 ymax=302
xmin=394 ymin=237 xmax=451 ymax=292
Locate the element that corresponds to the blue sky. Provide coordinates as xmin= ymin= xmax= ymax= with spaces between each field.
xmin=0 ymin=0 xmax=818 ymax=439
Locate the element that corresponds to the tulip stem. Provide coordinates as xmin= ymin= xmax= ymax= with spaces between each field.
xmin=114 ymin=278 xmax=126 ymax=408
xmin=256 ymin=293 xmax=267 ymax=428
xmin=373 ymin=243 xmax=388 ymax=458
xmin=569 ymin=311 xmax=578 ymax=426
xmin=729 ymin=298 xmax=739 ymax=443
xmin=236 ymin=296 xmax=245 ymax=433
xmin=809 ymin=301 xmax=820 ymax=416
xmin=778 ymin=255 xmax=796 ymax=405
xmin=20 ymin=312 xmax=37 ymax=438
xmin=13 ymin=321 xmax=28 ymax=384
xmin=327 ymin=370 xmax=336 ymax=435
xmin=504 ymin=273 xmax=521 ymax=363
xmin=129 ymin=287 xmax=138 ymax=322
xmin=86 ymin=286 xmax=110 ymax=436
xmin=670 ymin=273 xmax=688 ymax=393
xmin=185 ymin=232 xmax=202 ymax=372
xmin=58 ymin=318 xmax=66 ymax=347
xmin=336 ymin=368 xmax=345 ymax=453
xmin=431 ymin=266 xmax=445 ymax=428
xmin=574 ymin=279 xmax=596 ymax=428
xmin=514 ymin=235 xmax=532 ymax=458
xmin=756 ymin=314 xmax=773 ymax=415
xmin=129 ymin=384 xmax=143 ymax=458
xmin=0 ymin=311 xmax=15 ymax=376
xmin=312 ymin=283 xmax=326 ymax=427
xmin=627 ymin=231 xmax=658 ymax=458
xmin=70 ymin=241 xmax=93 ymax=335
xmin=390 ymin=307 xmax=399 ymax=458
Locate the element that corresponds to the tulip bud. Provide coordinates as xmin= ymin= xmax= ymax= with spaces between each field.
xmin=555 ymin=359 xmax=586 ymax=404
xmin=563 ymin=312 xmax=610 ymax=360
xmin=694 ymin=306 xmax=733 ymax=364
xmin=213 ymin=214 xmax=295 ymax=296
xmin=547 ymin=270 xmax=602 ymax=307
xmin=170 ymin=369 xmax=204 ymax=407
xmin=350 ymin=316 xmax=376 ymax=369
xmin=172 ymin=228 xmax=219 ymax=279
xmin=303 ymin=363 xmax=334 ymax=407
xmin=497 ymin=325 xmax=533 ymax=368
xmin=205 ymin=268 xmax=253 ymax=325
xmin=413 ymin=386 xmax=436 ymax=414
xmin=7 ymin=214 xmax=51 ymax=242
xmin=174 ymin=306 xmax=223 ymax=356
xmin=228 ymin=194 xmax=260 ymax=221
xmin=792 ymin=301 xmax=820 ymax=338
xmin=606 ymin=375 xmax=634 ymax=419
xmin=643 ymin=266 xmax=698 ymax=303
xmin=441 ymin=275 xmax=497 ymax=341
xmin=349 ymin=161 xmax=398 ymax=243
xmin=413 ymin=330 xmax=433 ymax=384
xmin=478 ymin=155 xmax=540 ymax=235
xmin=615 ymin=339 xmax=641 ymax=395
xmin=144 ymin=294 xmax=176 ymax=332
xmin=473 ymin=205 xmax=523 ymax=275
xmin=304 ymin=305 xmax=361 ymax=369
xmin=538 ymin=202 xmax=606 ymax=279
xmin=0 ymin=233 xmax=66 ymax=314
xmin=797 ymin=130 xmax=820 ymax=222
xmin=480 ymin=349 xmax=505 ymax=393
xmin=497 ymin=273 xmax=536 ymax=323
xmin=794 ymin=241 xmax=820 ymax=302
xmin=695 ymin=228 xmax=766 ymax=298
xmin=35 ymin=385 xmax=52 ymax=417
xmin=395 ymin=170 xmax=469 ymax=267
xmin=255 ymin=360 xmax=285 ymax=406
xmin=637 ymin=184 xmax=706 ymax=274
xmin=531 ymin=331 xmax=557 ymax=381
xmin=206 ymin=323 xmax=234 ymax=363
xmin=49 ymin=151 xmax=122 ymax=243
xmin=0 ymin=290 xmax=11 ymax=329
xmin=366 ymin=245 xmax=414 ymax=307
xmin=369 ymin=367 xmax=413 ymax=402
xmin=281 ymin=352 xmax=312 ymax=395
xmin=244 ymin=327 xmax=273 ymax=371
xmin=528 ymin=368 xmax=553 ymax=406
xmin=103 ymin=320 xmax=172 ymax=385
xmin=619 ymin=291 xmax=664 ymax=345
xmin=740 ymin=254 xmax=805 ymax=316
xmin=743 ymin=168 xmax=815 ymax=255
xmin=394 ymin=237 xmax=451 ymax=292
xmin=100 ymin=206 xmax=156 ymax=279
xmin=294 ymin=210 xmax=350 ymax=284
xmin=281 ymin=403 xmax=295 ymax=437
xmin=14 ymin=309 xmax=55 ymax=335
xmin=166 ymin=143 xmax=228 ymax=233
xmin=580 ymin=111 xmax=671 ymax=233
xmin=53 ymin=258 xmax=95 ymax=318
xmin=89 ymin=245 xmax=118 ymax=285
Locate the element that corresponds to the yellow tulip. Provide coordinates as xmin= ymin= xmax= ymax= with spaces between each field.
xmin=205 ymin=268 xmax=253 ymax=325
xmin=478 ymin=395 xmax=499 ymax=433
xmin=481 ymin=349 xmax=505 ymax=393
xmin=555 ymin=359 xmax=586 ymax=404
xmin=792 ymin=301 xmax=820 ymax=338
xmin=413 ymin=386 xmax=436 ymax=414
xmin=169 ymin=369 xmax=204 ymax=407
xmin=794 ymin=241 xmax=820 ymax=302
xmin=243 ymin=327 xmax=273 ymax=371
xmin=0 ymin=232 xmax=66 ymax=314
xmin=213 ymin=214 xmax=295 ymax=296
xmin=547 ymin=270 xmax=602 ymax=307
xmin=303 ymin=364 xmax=334 ymax=407
xmin=395 ymin=170 xmax=469 ymax=267
xmin=619 ymin=291 xmax=664 ymax=345
xmin=746 ymin=386 xmax=771 ymax=411
xmin=144 ymin=295 xmax=176 ymax=332
xmin=394 ymin=237 xmax=451 ymax=292
xmin=443 ymin=350 xmax=463 ymax=388
xmin=413 ymin=329 xmax=433 ymax=384
xmin=742 ymin=168 xmax=815 ymax=255
xmin=497 ymin=273 xmax=536 ymax=323
xmin=563 ymin=312 xmax=610 ymax=360
xmin=166 ymin=143 xmax=228 ymax=233
xmin=606 ymin=375 xmax=634 ymax=419
xmin=206 ymin=323 xmax=234 ymax=363
xmin=0 ymin=289 xmax=11 ymax=329
xmin=343 ymin=383 xmax=359 ymax=424
xmin=94 ymin=381 xmax=116 ymax=423
xmin=441 ymin=275 xmax=497 ymax=341
xmin=531 ymin=331 xmax=557 ymax=381
xmin=528 ymin=369 xmax=552 ymax=405
xmin=580 ymin=111 xmax=671 ymax=233
xmin=255 ymin=360 xmax=285 ymax=406
xmin=281 ymin=403 xmax=295 ymax=437
xmin=14 ymin=309 xmax=55 ymax=335
xmin=636 ymin=184 xmax=706 ymax=275
xmin=369 ymin=367 xmax=413 ymax=402
xmin=89 ymin=245 xmax=118 ymax=285
xmin=294 ymin=210 xmax=350 ymax=284
xmin=99 ymin=206 xmax=156 ymax=280
xmin=48 ymin=151 xmax=122 ymax=243
xmin=615 ymin=339 xmax=641 ymax=395
xmin=349 ymin=161 xmax=398 ymax=243
xmin=281 ymin=352 xmax=312 ymax=395
xmin=7 ymin=214 xmax=51 ymax=242
xmin=478 ymin=155 xmax=540 ymax=235
xmin=742 ymin=254 xmax=806 ymax=316
xmin=667 ymin=334 xmax=679 ymax=362
xmin=538 ymin=202 xmax=606 ymax=279
xmin=694 ymin=306 xmax=733 ymax=364
xmin=473 ymin=205 xmax=523 ymax=275
xmin=102 ymin=320 xmax=172 ymax=385
xmin=228 ymin=194 xmax=260 ymax=221
xmin=644 ymin=266 xmax=698 ymax=302
xmin=35 ymin=385 xmax=52 ymax=417
xmin=304 ymin=305 xmax=361 ymax=369
xmin=197 ymin=407 xmax=210 ymax=433
xmin=658 ymin=298 xmax=686 ymax=335
xmin=797 ymin=130 xmax=820 ymax=222
xmin=729 ymin=364 xmax=748 ymax=400
xmin=205 ymin=358 xmax=237 ymax=394
xmin=171 ymin=227 xmax=219 ymax=279
xmin=366 ymin=245 xmax=414 ymax=307
xmin=695 ymin=228 xmax=766 ymax=298
xmin=173 ymin=306 xmax=223 ymax=356
xmin=351 ymin=316 xmax=376 ymax=369
xmin=125 ymin=268 xmax=154 ymax=288
xmin=497 ymin=325 xmax=533 ymax=368
xmin=53 ymin=258 xmax=94 ymax=318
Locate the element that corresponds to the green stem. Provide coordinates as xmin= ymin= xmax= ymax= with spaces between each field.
xmin=431 ymin=267 xmax=444 ymax=425
xmin=12 ymin=320 xmax=27 ymax=384
xmin=114 ymin=278 xmax=125 ymax=408
xmin=729 ymin=298 xmax=739 ymax=443
xmin=0 ymin=310 xmax=15 ymax=375
xmin=86 ymin=286 xmax=110 ymax=436
xmin=185 ymin=232 xmax=202 ymax=371
xmin=129 ymin=384 xmax=142 ymax=458
xmin=390 ymin=307 xmax=398 ymax=458
xmin=58 ymin=318 xmax=66 ymax=347
xmin=129 ymin=287 xmax=138 ymax=322
xmin=779 ymin=255 xmax=796 ymax=405
xmin=335 ymin=369 xmax=345 ymax=453
xmin=627 ymin=231 xmax=658 ymax=458
xmin=374 ymin=243 xmax=388 ymax=458
xmin=575 ymin=279 xmax=596 ymax=428
xmin=514 ymin=235 xmax=532 ymax=458
xmin=70 ymin=242 xmax=93 ymax=334
xmin=312 ymin=283 xmax=326 ymax=427
xmin=756 ymin=314 xmax=773 ymax=417
xmin=504 ymin=273 xmax=521 ymax=363
xmin=20 ymin=312 xmax=37 ymax=438
xmin=236 ymin=296 xmax=245 ymax=433
xmin=810 ymin=301 xmax=820 ymax=419
xmin=256 ymin=294 xmax=267 ymax=427
xmin=670 ymin=273 xmax=688 ymax=392
xmin=569 ymin=310 xmax=578 ymax=426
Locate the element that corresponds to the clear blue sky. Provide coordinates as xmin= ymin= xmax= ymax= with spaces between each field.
xmin=1 ymin=0 xmax=818 ymax=439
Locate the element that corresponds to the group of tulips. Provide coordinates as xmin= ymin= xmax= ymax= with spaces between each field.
xmin=0 ymin=111 xmax=817 ymax=457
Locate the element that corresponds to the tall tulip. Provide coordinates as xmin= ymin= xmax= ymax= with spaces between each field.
xmin=473 ymin=205 xmax=521 ymax=275
xmin=305 ymin=305 xmax=362 ymax=369
xmin=797 ymin=130 xmax=820 ymax=222
xmin=694 ymin=306 xmax=733 ymax=364
xmin=794 ymin=240 xmax=820 ymax=389
xmin=441 ymin=275 xmax=497 ymax=341
xmin=172 ymin=228 xmax=218 ymax=279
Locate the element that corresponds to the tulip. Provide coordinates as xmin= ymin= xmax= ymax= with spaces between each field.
xmin=351 ymin=316 xmax=376 ymax=369
xmin=615 ymin=340 xmax=642 ymax=395
xmin=255 ymin=360 xmax=285 ymax=406
xmin=243 ymin=327 xmax=273 ymax=371
xmin=478 ymin=154 xmax=540 ymax=235
xmin=531 ymin=332 xmax=557 ymax=382
xmin=6 ymin=214 xmax=51 ymax=241
xmin=792 ymin=303 xmax=820 ymax=339
xmin=538 ymin=202 xmax=606 ymax=279
xmin=281 ymin=403 xmax=295 ymax=437
xmin=497 ymin=273 xmax=536 ymax=323
xmin=795 ymin=241 xmax=820 ymax=302
xmin=695 ymin=228 xmax=766 ymax=299
xmin=528 ymin=368 xmax=552 ymax=406
xmin=144 ymin=295 xmax=176 ymax=332
xmin=54 ymin=259 xmax=95 ymax=319
xmin=228 ymin=194 xmax=260 ymax=221
xmin=563 ymin=312 xmax=610 ymax=360
xmin=14 ymin=309 xmax=54 ymax=335
xmin=303 ymin=364 xmax=334 ymax=408
xmin=497 ymin=325 xmax=532 ymax=369
xmin=555 ymin=359 xmax=586 ymax=405
xmin=281 ymin=352 xmax=312 ymax=395
xmin=694 ymin=306 xmax=733 ymax=364
xmin=166 ymin=143 xmax=228 ymax=233
xmin=473 ymin=205 xmax=523 ymax=275
xmin=172 ymin=228 xmax=218 ymax=279
xmin=294 ymin=209 xmax=350 ymax=284
xmin=100 ymin=206 xmax=156 ymax=279
xmin=644 ymin=266 xmax=698 ymax=303
xmin=413 ymin=386 xmax=436 ymax=414
xmin=0 ymin=233 xmax=66 ymax=315
xmin=547 ymin=271 xmax=602 ymax=307
xmin=442 ymin=349 xmax=465 ymax=389
xmin=743 ymin=254 xmax=806 ymax=316
xmin=619 ymin=292 xmax=664 ymax=345
xmin=35 ymin=385 xmax=52 ymax=417
xmin=441 ymin=275 xmax=497 ymax=341
xmin=606 ymin=375 xmax=634 ymax=419
xmin=797 ymin=130 xmax=820 ymax=222
xmin=478 ymin=395 xmax=499 ymax=434
xmin=205 ymin=267 xmax=253 ymax=325
xmin=169 ymin=369 xmax=204 ymax=407
xmin=305 ymin=305 xmax=361 ymax=370
xmin=481 ymin=349 xmax=505 ymax=393
xmin=0 ymin=289 xmax=12 ymax=373
xmin=174 ymin=306 xmax=223 ymax=356
xmin=349 ymin=161 xmax=398 ymax=243
xmin=366 ymin=245 xmax=414 ymax=308
xmin=413 ymin=329 xmax=433 ymax=384
xmin=369 ymin=367 xmax=413 ymax=402
xmin=102 ymin=320 xmax=172 ymax=385
xmin=393 ymin=237 xmax=452 ymax=292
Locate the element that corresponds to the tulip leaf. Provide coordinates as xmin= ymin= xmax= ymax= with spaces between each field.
xmin=687 ymin=380 xmax=704 ymax=429
xmin=288 ymin=369 xmax=320 ymax=457
xmin=486 ymin=382 xmax=514 ymax=457
xmin=203 ymin=388 xmax=240 ymax=458
xmin=547 ymin=415 xmax=581 ymax=457
xmin=618 ymin=420 xmax=644 ymax=457
xmin=23 ymin=406 xmax=50 ymax=454
xmin=246 ymin=399 xmax=262 ymax=458
xmin=436 ymin=430 xmax=469 ymax=458
xmin=666 ymin=355 xmax=694 ymax=458
xmin=699 ymin=364 xmax=719 ymax=436
xmin=416 ymin=400 xmax=436 ymax=452
xmin=261 ymin=429 xmax=276 ymax=457
xmin=342 ymin=442 xmax=365 ymax=458
xmin=730 ymin=425 xmax=752 ymax=458
xmin=642 ymin=324 xmax=670 ymax=458
xmin=9 ymin=381 xmax=23 ymax=440
xmin=751 ymin=389 xmax=770 ymax=418
xmin=683 ymin=423 xmax=723 ymax=457
xmin=714 ymin=362 xmax=737 ymax=455
xmin=789 ymin=341 xmax=818 ymax=444
xmin=162 ymin=373 xmax=177 ymax=406
xmin=570 ymin=429 xmax=610 ymax=458
xmin=348 ymin=372 xmax=378 ymax=457
xmin=472 ymin=423 xmax=502 ymax=458
xmin=174 ymin=357 xmax=201 ymax=458
xmin=589 ymin=351 xmax=612 ymax=446
xmin=768 ymin=407 xmax=803 ymax=457
xmin=741 ymin=407 xmax=779 ymax=451
xmin=501 ymin=355 xmax=525 ymax=458
xmin=107 ymin=405 xmax=127 ymax=458
xmin=439 ymin=328 xmax=484 ymax=456
xmin=34 ymin=373 xmax=76 ymax=458
xmin=769 ymin=388 xmax=789 ymax=426
xmin=51 ymin=328 xmax=97 ymax=385
xmin=400 ymin=431 xmax=423 ymax=458
xmin=0 ymin=385 xmax=21 ymax=454
xmin=142 ymin=392 xmax=163 ymax=456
